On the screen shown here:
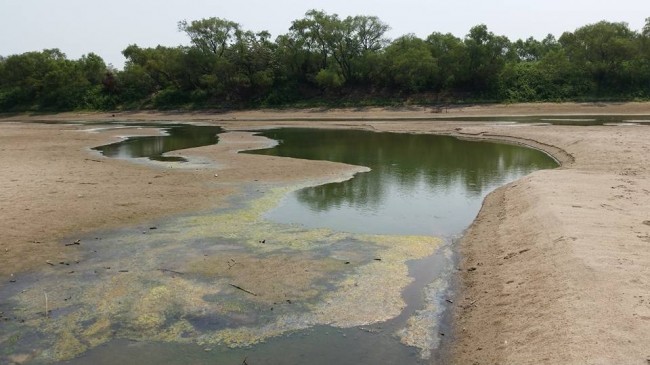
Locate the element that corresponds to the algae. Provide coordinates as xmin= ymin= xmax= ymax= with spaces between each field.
xmin=54 ymin=330 xmax=87 ymax=361
xmin=0 ymin=184 xmax=442 ymax=362
xmin=396 ymin=272 xmax=452 ymax=359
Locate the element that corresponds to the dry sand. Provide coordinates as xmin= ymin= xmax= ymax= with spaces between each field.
xmin=1 ymin=102 xmax=650 ymax=364
xmin=0 ymin=123 xmax=359 ymax=277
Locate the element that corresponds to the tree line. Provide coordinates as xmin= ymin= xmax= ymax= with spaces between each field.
xmin=1 ymin=11 xmax=649 ymax=111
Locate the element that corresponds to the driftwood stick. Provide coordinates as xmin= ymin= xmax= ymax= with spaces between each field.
xmin=230 ymin=284 xmax=257 ymax=296
xmin=65 ymin=240 xmax=81 ymax=246
xmin=44 ymin=291 xmax=49 ymax=318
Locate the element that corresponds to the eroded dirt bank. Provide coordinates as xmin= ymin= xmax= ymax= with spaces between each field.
xmin=2 ymin=102 xmax=650 ymax=364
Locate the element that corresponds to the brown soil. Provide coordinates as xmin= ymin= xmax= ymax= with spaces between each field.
xmin=2 ymin=101 xmax=650 ymax=364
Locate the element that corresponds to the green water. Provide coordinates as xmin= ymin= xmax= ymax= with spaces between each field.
xmin=248 ymin=129 xmax=558 ymax=238
xmin=92 ymin=124 xmax=223 ymax=162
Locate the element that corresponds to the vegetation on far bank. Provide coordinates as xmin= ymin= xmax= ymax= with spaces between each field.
xmin=1 ymin=12 xmax=650 ymax=112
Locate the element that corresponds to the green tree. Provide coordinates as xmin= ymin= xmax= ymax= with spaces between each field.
xmin=559 ymin=21 xmax=638 ymax=95
xmin=0 ymin=49 xmax=111 ymax=111
xmin=426 ymin=32 xmax=466 ymax=90
xmin=513 ymin=34 xmax=559 ymax=61
xmin=352 ymin=15 xmax=390 ymax=52
xmin=227 ymin=30 xmax=277 ymax=101
xmin=381 ymin=35 xmax=439 ymax=93
xmin=3 ymin=14 xmax=650 ymax=111
xmin=289 ymin=10 xmax=389 ymax=84
xmin=315 ymin=67 xmax=345 ymax=90
xmin=463 ymin=25 xmax=512 ymax=96
xmin=121 ymin=45 xmax=192 ymax=107
xmin=178 ymin=17 xmax=240 ymax=57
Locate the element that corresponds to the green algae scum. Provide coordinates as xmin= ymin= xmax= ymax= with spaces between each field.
xmin=0 ymin=125 xmax=557 ymax=364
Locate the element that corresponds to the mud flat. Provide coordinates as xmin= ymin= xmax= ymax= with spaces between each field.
xmin=2 ymin=102 xmax=650 ymax=364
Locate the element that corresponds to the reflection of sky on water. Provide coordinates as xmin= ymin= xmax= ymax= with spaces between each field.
xmin=249 ymin=129 xmax=558 ymax=238
xmin=106 ymin=136 xmax=169 ymax=159
xmin=270 ymin=169 xmax=536 ymax=237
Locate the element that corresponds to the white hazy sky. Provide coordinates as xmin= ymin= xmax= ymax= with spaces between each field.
xmin=1 ymin=0 xmax=648 ymax=68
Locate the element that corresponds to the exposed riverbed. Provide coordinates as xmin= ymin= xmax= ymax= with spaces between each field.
xmin=1 ymin=123 xmax=557 ymax=364
xmin=3 ymin=104 xmax=650 ymax=364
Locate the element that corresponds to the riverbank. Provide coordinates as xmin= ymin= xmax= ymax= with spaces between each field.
xmin=3 ymin=100 xmax=650 ymax=123
xmin=425 ymin=124 xmax=650 ymax=364
xmin=1 ymin=102 xmax=649 ymax=364
xmin=0 ymin=123 xmax=361 ymax=277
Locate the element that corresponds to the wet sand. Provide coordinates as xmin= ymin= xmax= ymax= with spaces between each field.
xmin=2 ymin=102 xmax=650 ymax=364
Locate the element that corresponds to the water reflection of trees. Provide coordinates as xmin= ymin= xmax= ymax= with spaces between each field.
xmin=250 ymin=129 xmax=556 ymax=211
xmin=95 ymin=125 xmax=222 ymax=161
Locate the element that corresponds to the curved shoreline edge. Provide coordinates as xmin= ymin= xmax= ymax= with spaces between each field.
xmin=2 ymin=105 xmax=649 ymax=364
xmin=427 ymin=128 xmax=648 ymax=365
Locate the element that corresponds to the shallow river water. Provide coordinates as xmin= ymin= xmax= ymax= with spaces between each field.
xmin=249 ymin=128 xmax=556 ymax=237
xmin=0 ymin=123 xmax=557 ymax=365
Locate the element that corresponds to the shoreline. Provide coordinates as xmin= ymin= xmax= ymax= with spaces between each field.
xmin=2 ymin=103 xmax=649 ymax=364
xmin=3 ymin=101 xmax=650 ymax=124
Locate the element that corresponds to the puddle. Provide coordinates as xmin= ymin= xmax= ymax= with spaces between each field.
xmin=92 ymin=124 xmax=223 ymax=162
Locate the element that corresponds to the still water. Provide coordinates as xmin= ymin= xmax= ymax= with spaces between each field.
xmin=92 ymin=124 xmax=223 ymax=162
xmin=1 ymin=124 xmax=558 ymax=365
xmin=248 ymin=129 xmax=557 ymax=238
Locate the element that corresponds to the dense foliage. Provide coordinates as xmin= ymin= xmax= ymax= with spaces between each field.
xmin=1 ymin=12 xmax=649 ymax=111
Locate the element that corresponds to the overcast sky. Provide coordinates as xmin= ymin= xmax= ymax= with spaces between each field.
xmin=1 ymin=0 xmax=648 ymax=68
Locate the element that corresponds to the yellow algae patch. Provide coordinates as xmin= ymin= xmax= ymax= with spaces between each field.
xmin=154 ymin=320 xmax=196 ymax=342
xmin=396 ymin=278 xmax=449 ymax=359
xmin=12 ymin=281 xmax=82 ymax=324
xmin=168 ymin=279 xmax=223 ymax=313
xmin=83 ymin=272 xmax=218 ymax=319
xmin=134 ymin=286 xmax=172 ymax=330
xmin=54 ymin=330 xmax=87 ymax=361
xmin=201 ymin=315 xmax=311 ymax=348
xmin=3 ymin=181 xmax=446 ymax=359
xmin=313 ymin=260 xmax=410 ymax=326
xmin=314 ymin=234 xmax=441 ymax=327
xmin=359 ymin=234 xmax=442 ymax=253
xmin=187 ymin=253 xmax=346 ymax=304
xmin=207 ymin=327 xmax=275 ymax=348
xmin=217 ymin=300 xmax=247 ymax=313
xmin=174 ymin=186 xmax=350 ymax=250
xmin=193 ymin=234 xmax=442 ymax=347
xmin=87 ymin=275 xmax=132 ymax=315
xmin=83 ymin=317 xmax=112 ymax=348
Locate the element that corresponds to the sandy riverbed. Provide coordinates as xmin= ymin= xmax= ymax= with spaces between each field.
xmin=1 ymin=102 xmax=650 ymax=364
